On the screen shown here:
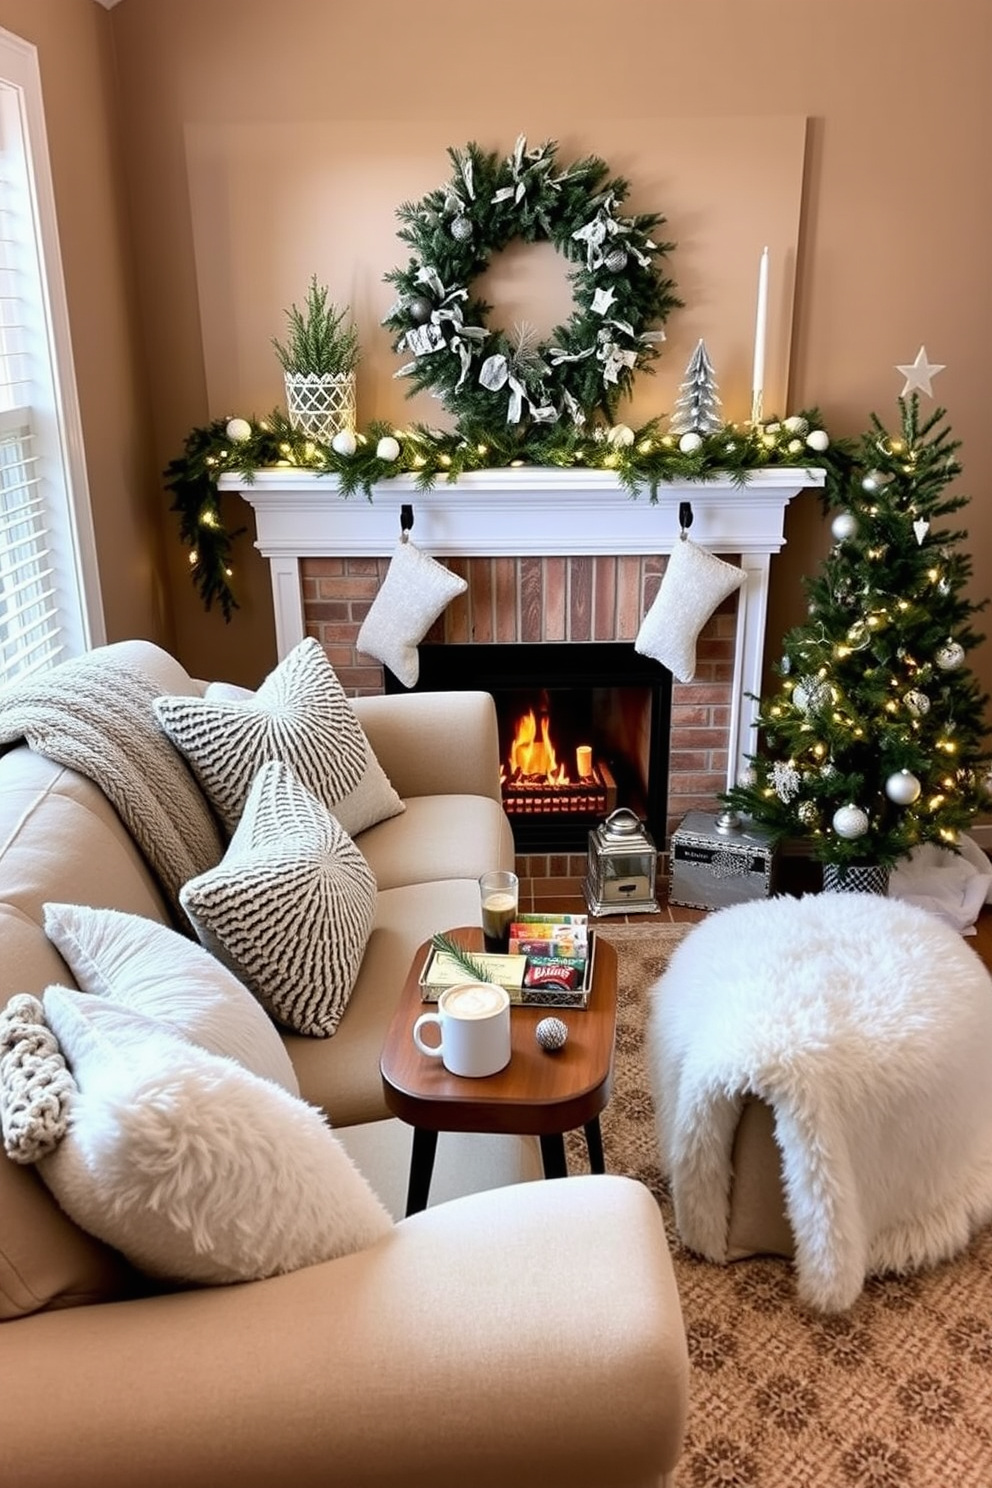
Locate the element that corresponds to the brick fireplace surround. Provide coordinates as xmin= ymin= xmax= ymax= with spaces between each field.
xmin=225 ymin=467 xmax=823 ymax=888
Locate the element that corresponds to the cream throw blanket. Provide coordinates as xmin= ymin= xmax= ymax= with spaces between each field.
xmin=0 ymin=652 xmax=223 ymax=923
xmin=647 ymin=892 xmax=992 ymax=1311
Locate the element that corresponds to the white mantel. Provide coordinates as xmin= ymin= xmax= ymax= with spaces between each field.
xmin=222 ymin=465 xmax=824 ymax=784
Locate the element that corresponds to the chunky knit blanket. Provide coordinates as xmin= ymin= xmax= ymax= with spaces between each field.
xmin=0 ymin=652 xmax=223 ymax=923
xmin=647 ymin=892 xmax=992 ymax=1312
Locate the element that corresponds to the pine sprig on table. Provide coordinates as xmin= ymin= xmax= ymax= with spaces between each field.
xmin=431 ymin=933 xmax=493 ymax=982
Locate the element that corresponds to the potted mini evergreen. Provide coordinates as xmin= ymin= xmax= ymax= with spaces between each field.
xmin=272 ymin=275 xmax=360 ymax=443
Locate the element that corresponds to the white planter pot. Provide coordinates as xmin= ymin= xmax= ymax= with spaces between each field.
xmin=284 ymin=371 xmax=357 ymax=443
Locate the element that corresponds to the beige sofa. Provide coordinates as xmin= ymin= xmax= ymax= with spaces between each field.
xmin=0 ymin=640 xmax=688 ymax=1488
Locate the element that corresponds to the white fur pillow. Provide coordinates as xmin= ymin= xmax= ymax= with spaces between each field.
xmin=356 ymin=536 xmax=467 ymax=688
xmin=154 ymin=637 xmax=404 ymax=839
xmin=43 ymin=903 xmax=298 ymax=1095
xmin=180 ymin=761 xmax=377 ymax=1038
xmin=38 ymin=988 xmax=393 ymax=1285
xmin=635 ymin=537 xmax=746 ymax=683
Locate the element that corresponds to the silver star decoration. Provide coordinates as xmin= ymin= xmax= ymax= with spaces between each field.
xmin=896 ymin=346 xmax=946 ymax=397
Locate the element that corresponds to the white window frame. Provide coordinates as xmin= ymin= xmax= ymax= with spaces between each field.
xmin=0 ymin=26 xmax=104 ymax=688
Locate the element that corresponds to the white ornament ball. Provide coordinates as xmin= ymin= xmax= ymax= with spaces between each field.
xmin=784 ymin=415 xmax=809 ymax=436
xmin=904 ymin=689 xmax=930 ymax=717
xmin=451 ymin=215 xmax=473 ymax=241
xmin=225 ymin=417 xmax=252 ymax=443
xmin=536 ymin=1016 xmax=569 ymax=1053
xmin=831 ymin=511 xmax=859 ymax=542
xmin=806 ymin=429 xmax=830 ymax=453
xmin=797 ymin=800 xmax=818 ymax=827
xmin=376 ymin=435 xmax=401 ymax=462
xmin=678 ymin=431 xmax=703 ymax=454
xmin=832 ymin=803 xmax=869 ymax=840
xmin=331 ymin=430 xmax=357 ymax=457
xmin=936 ymin=640 xmax=965 ymax=670
xmin=606 ymin=423 xmax=635 ymax=448
xmin=885 ymin=769 xmax=922 ymax=806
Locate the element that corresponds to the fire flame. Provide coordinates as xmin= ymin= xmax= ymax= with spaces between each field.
xmin=508 ymin=707 xmax=569 ymax=784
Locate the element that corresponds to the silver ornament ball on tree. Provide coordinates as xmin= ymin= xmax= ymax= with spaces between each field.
xmin=831 ymin=511 xmax=859 ymax=542
xmin=885 ymin=769 xmax=922 ymax=805
xmin=832 ymin=803 xmax=869 ymax=839
xmin=450 ymin=215 xmax=473 ymax=242
xmin=904 ymin=689 xmax=930 ymax=717
xmin=408 ymin=296 xmax=433 ymax=325
xmin=604 ymin=246 xmax=628 ymax=273
xmin=935 ymin=640 xmax=965 ymax=671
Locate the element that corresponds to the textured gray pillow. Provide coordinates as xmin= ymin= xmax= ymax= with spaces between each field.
xmin=154 ymin=637 xmax=403 ymax=838
xmin=180 ymin=760 xmax=377 ymax=1038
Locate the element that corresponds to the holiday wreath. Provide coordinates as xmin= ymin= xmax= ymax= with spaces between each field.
xmin=382 ymin=135 xmax=681 ymax=431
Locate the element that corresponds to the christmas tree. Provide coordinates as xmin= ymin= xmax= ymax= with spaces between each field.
xmin=669 ymin=338 xmax=722 ymax=436
xmin=722 ymin=382 xmax=992 ymax=880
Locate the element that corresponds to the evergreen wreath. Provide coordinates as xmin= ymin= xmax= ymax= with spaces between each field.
xmin=382 ymin=135 xmax=681 ymax=432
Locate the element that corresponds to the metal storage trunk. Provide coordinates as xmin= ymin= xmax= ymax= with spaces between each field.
xmin=668 ymin=810 xmax=778 ymax=911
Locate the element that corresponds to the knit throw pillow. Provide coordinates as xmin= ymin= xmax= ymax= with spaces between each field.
xmin=635 ymin=536 xmax=746 ymax=683
xmin=180 ymin=760 xmax=377 ymax=1038
xmin=356 ymin=536 xmax=467 ymax=688
xmin=154 ymin=637 xmax=404 ymax=839
xmin=38 ymin=989 xmax=393 ymax=1285
xmin=0 ymin=994 xmax=76 ymax=1164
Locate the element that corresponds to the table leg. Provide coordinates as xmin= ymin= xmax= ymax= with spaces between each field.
xmin=405 ymin=1127 xmax=439 ymax=1216
xmin=539 ymin=1132 xmax=568 ymax=1179
xmin=584 ymin=1116 xmax=605 ymax=1174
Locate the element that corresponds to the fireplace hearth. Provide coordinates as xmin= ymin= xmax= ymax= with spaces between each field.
xmin=389 ymin=643 xmax=671 ymax=853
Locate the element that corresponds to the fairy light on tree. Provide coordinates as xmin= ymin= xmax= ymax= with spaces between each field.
xmin=723 ymin=359 xmax=992 ymax=886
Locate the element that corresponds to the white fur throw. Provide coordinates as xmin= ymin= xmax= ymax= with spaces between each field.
xmin=647 ymin=893 xmax=992 ymax=1312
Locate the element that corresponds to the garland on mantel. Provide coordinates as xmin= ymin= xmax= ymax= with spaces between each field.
xmin=164 ymin=408 xmax=853 ymax=620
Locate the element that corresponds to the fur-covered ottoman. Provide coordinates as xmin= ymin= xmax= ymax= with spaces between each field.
xmin=647 ymin=892 xmax=992 ymax=1311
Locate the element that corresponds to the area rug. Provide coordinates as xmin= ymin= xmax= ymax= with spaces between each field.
xmin=571 ymin=923 xmax=992 ymax=1488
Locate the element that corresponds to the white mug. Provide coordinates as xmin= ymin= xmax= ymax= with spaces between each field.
xmin=412 ymin=981 xmax=511 ymax=1078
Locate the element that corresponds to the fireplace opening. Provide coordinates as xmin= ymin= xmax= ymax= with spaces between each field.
xmin=386 ymin=643 xmax=671 ymax=853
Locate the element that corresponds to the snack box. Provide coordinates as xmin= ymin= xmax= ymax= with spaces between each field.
xmin=419 ymin=937 xmax=596 ymax=1009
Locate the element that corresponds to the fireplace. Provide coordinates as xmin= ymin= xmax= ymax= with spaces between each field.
xmin=387 ymin=643 xmax=670 ymax=852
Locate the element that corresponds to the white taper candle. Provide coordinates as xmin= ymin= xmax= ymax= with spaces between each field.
xmin=751 ymin=246 xmax=769 ymax=423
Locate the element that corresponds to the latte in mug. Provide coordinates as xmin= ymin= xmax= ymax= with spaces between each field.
xmin=412 ymin=981 xmax=512 ymax=1077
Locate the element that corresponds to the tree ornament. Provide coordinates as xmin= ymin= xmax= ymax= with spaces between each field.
xmin=383 ymin=135 xmax=678 ymax=430
xmin=780 ymin=655 xmax=792 ymax=675
xmin=783 ymin=415 xmax=809 ymax=436
xmin=408 ymin=296 xmax=433 ymax=325
xmin=225 ymin=417 xmax=252 ymax=443
xmin=792 ymin=675 xmax=830 ymax=713
xmin=806 ymin=429 xmax=830 ymax=452
xmin=896 ymin=345 xmax=946 ymax=398
xmin=885 ymin=769 xmax=922 ymax=805
xmin=670 ymin=338 xmax=722 ymax=437
xmin=738 ymin=764 xmax=757 ymax=788
xmin=606 ymin=423 xmax=635 ymax=448
xmin=831 ymin=511 xmax=859 ymax=542
xmin=535 ymin=1016 xmax=569 ymax=1053
xmin=678 ymin=431 xmax=703 ymax=454
xmin=903 ymin=689 xmax=930 ymax=717
xmin=913 ymin=518 xmax=930 ymax=544
xmin=604 ymin=246 xmax=628 ymax=273
xmin=797 ymin=800 xmax=818 ymax=827
xmin=832 ymin=804 xmax=869 ymax=839
xmin=331 ymin=429 xmax=357 ymax=457
xmin=861 ymin=471 xmax=883 ymax=493
xmin=771 ymin=760 xmax=801 ymax=802
xmin=376 ymin=435 xmax=401 ymax=462
xmin=935 ymin=640 xmax=965 ymax=670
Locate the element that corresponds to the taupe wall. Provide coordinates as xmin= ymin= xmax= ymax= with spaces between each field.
xmin=7 ymin=1 xmax=992 ymax=717
xmin=0 ymin=0 xmax=171 ymax=648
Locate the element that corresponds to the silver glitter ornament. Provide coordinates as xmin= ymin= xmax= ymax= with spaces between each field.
xmin=536 ymin=1016 xmax=569 ymax=1052
xmin=832 ymin=803 xmax=869 ymax=839
xmin=904 ymin=689 xmax=930 ymax=717
xmin=451 ymin=215 xmax=473 ymax=242
xmin=935 ymin=641 xmax=965 ymax=671
xmin=605 ymin=246 xmax=628 ymax=272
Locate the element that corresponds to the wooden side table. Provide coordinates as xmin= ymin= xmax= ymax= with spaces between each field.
xmin=380 ymin=927 xmax=618 ymax=1215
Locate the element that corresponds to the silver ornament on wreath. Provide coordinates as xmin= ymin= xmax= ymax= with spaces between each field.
xmin=408 ymin=296 xmax=433 ymax=325
xmin=885 ymin=769 xmax=922 ymax=805
xmin=832 ymin=803 xmax=869 ymax=839
xmin=604 ymin=246 xmax=628 ymax=273
xmin=450 ymin=215 xmax=473 ymax=242
xmin=935 ymin=640 xmax=965 ymax=671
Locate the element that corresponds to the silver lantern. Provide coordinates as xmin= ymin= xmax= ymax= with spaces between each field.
xmin=583 ymin=808 xmax=659 ymax=916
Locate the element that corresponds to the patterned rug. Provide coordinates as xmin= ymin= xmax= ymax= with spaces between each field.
xmin=571 ymin=923 xmax=992 ymax=1488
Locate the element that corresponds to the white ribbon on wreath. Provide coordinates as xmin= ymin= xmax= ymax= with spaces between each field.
xmin=478 ymin=353 xmax=558 ymax=426
xmin=491 ymin=134 xmax=557 ymax=206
